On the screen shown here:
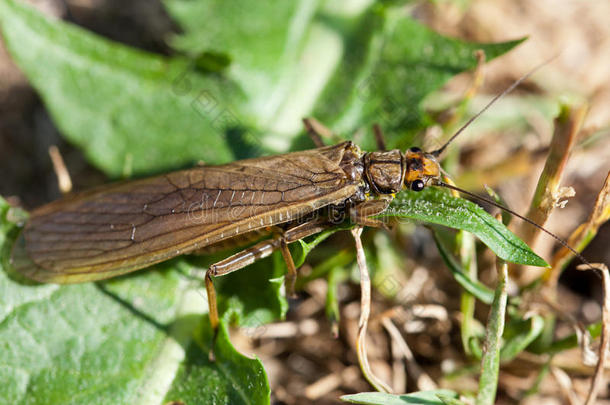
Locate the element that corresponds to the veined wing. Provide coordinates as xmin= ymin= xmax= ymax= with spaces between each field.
xmin=12 ymin=142 xmax=362 ymax=283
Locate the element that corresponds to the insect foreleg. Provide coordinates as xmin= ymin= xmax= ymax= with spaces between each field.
xmin=349 ymin=196 xmax=393 ymax=229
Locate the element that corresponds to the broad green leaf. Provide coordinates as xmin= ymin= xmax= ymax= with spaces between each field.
xmin=0 ymin=0 xmax=251 ymax=177
xmin=376 ymin=187 xmax=549 ymax=267
xmin=165 ymin=1 xmax=523 ymax=149
xmin=163 ymin=0 xmax=315 ymax=106
xmin=313 ymin=8 xmax=525 ymax=150
xmin=163 ymin=319 xmax=270 ymax=405
xmin=216 ymin=252 xmax=288 ymax=328
xmin=342 ymin=389 xmax=459 ymax=405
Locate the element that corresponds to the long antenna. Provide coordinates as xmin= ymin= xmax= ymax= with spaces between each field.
xmin=437 ymin=181 xmax=598 ymax=271
xmin=430 ymin=56 xmax=557 ymax=158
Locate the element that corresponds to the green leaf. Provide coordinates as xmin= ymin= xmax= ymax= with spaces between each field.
xmin=477 ymin=260 xmax=508 ymax=405
xmin=164 ymin=319 xmax=270 ymax=405
xmin=165 ymin=1 xmax=522 ymax=149
xmin=376 ymin=187 xmax=549 ymax=267
xmin=293 ymin=226 xmax=344 ymax=267
xmin=545 ymin=321 xmax=601 ymax=355
xmin=163 ymin=0 xmax=314 ymax=106
xmin=431 ymin=229 xmax=495 ymax=304
xmin=341 ymin=390 xmax=459 ymax=405
xmin=0 ymin=0 xmax=251 ymax=177
xmin=325 ymin=266 xmax=343 ymax=329
xmin=313 ymin=8 xmax=524 ymax=149
xmin=437 ymin=394 xmax=470 ymax=405
xmin=216 ymin=253 xmax=288 ymax=328
xmin=500 ymin=316 xmax=545 ymax=362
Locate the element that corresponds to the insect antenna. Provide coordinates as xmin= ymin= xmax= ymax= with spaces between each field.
xmin=372 ymin=123 xmax=387 ymax=151
xmin=437 ymin=181 xmax=600 ymax=271
xmin=430 ymin=56 xmax=557 ymax=158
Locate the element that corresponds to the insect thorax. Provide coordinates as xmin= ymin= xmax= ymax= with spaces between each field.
xmin=363 ymin=150 xmax=404 ymax=194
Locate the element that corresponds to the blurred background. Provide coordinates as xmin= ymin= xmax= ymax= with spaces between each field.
xmin=1 ymin=0 xmax=609 ymax=404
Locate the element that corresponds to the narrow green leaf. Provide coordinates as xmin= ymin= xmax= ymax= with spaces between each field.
xmin=458 ymin=229 xmax=480 ymax=358
xmin=341 ymin=390 xmax=459 ymax=405
xmin=545 ymin=321 xmax=601 ymax=355
xmin=293 ymin=227 xmax=341 ymax=267
xmin=377 ymin=187 xmax=549 ymax=267
xmin=326 ymin=265 xmax=344 ymax=330
xmin=0 ymin=0 xmax=250 ymax=177
xmin=432 ymin=229 xmax=495 ymax=304
xmin=500 ymin=316 xmax=545 ymax=362
xmin=437 ymin=394 xmax=470 ymax=405
xmin=476 ymin=260 xmax=508 ymax=405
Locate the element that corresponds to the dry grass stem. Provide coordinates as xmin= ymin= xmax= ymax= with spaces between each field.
xmin=48 ymin=145 xmax=72 ymax=194
xmin=548 ymin=171 xmax=610 ymax=284
xmin=351 ymin=226 xmax=392 ymax=393
xmin=576 ymin=263 xmax=610 ymax=405
xmin=381 ymin=316 xmax=437 ymax=391
xmin=518 ymin=104 xmax=587 ymax=249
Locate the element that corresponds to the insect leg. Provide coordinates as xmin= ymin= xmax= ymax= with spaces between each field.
xmin=205 ymin=237 xmax=280 ymax=360
xmin=302 ymin=117 xmax=333 ymax=147
xmin=279 ymin=239 xmax=298 ymax=298
xmin=206 ymin=238 xmax=279 ymax=320
xmin=282 ymin=218 xmax=336 ymax=297
xmin=350 ymin=196 xmax=393 ymax=229
xmin=205 ymin=219 xmax=332 ymax=360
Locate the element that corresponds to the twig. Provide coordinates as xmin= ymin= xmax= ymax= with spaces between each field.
xmin=381 ymin=316 xmax=437 ymax=391
xmin=550 ymin=366 xmax=579 ymax=405
xmin=48 ymin=145 xmax=72 ymax=194
xmin=517 ymin=103 xmax=587 ymax=251
xmin=577 ymin=263 xmax=610 ymax=405
xmin=302 ymin=117 xmax=333 ymax=147
xmin=351 ymin=226 xmax=392 ymax=393
xmin=548 ymin=171 xmax=610 ymax=285
xmin=540 ymin=292 xmax=594 ymax=364
xmin=304 ymin=366 xmax=359 ymax=400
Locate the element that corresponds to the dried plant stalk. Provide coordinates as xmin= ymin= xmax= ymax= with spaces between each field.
xmin=547 ymin=171 xmax=610 ymax=285
xmin=352 ymin=227 xmax=392 ymax=393
xmin=517 ymin=103 xmax=587 ymax=248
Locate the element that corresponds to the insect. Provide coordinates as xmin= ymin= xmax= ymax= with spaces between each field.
xmin=9 ymin=60 xmax=590 ymax=349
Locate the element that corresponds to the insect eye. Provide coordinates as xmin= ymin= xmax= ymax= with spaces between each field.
xmin=411 ymin=180 xmax=425 ymax=192
xmin=409 ymin=147 xmax=422 ymax=153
